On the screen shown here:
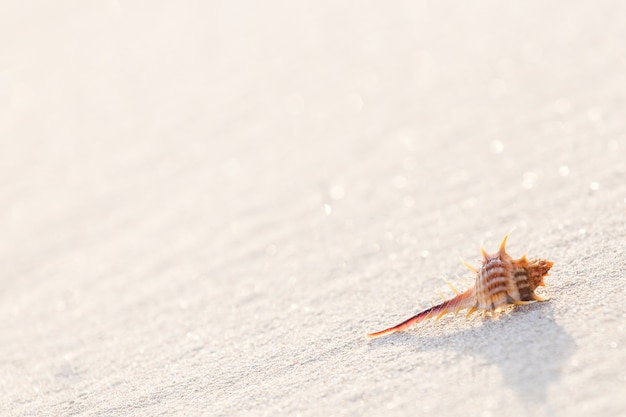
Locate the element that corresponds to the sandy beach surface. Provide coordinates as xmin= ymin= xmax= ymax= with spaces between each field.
xmin=1 ymin=2 xmax=626 ymax=416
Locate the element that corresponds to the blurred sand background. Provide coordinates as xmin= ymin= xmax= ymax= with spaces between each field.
xmin=1 ymin=1 xmax=626 ymax=416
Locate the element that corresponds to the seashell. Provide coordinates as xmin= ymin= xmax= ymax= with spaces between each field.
xmin=367 ymin=234 xmax=554 ymax=339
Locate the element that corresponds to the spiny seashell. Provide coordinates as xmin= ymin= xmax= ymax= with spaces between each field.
xmin=367 ymin=234 xmax=554 ymax=339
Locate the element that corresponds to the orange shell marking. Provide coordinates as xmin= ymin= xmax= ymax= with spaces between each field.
xmin=367 ymin=234 xmax=554 ymax=339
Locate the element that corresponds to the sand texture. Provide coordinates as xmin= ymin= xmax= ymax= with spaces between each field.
xmin=1 ymin=1 xmax=626 ymax=416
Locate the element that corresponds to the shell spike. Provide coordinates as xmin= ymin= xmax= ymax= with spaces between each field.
xmin=480 ymin=243 xmax=488 ymax=258
xmin=455 ymin=273 xmax=471 ymax=287
xmin=435 ymin=308 xmax=449 ymax=321
xmin=442 ymin=278 xmax=460 ymax=295
xmin=499 ymin=233 xmax=510 ymax=253
xmin=460 ymin=257 xmax=478 ymax=273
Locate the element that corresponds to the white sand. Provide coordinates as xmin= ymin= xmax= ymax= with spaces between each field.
xmin=1 ymin=2 xmax=626 ymax=416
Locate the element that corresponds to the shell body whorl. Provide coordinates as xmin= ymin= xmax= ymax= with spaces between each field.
xmin=474 ymin=248 xmax=514 ymax=311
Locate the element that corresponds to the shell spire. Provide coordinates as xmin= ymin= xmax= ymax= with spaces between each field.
xmin=367 ymin=235 xmax=554 ymax=339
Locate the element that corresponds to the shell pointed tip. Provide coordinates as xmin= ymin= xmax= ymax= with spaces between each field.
xmin=366 ymin=331 xmax=383 ymax=339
